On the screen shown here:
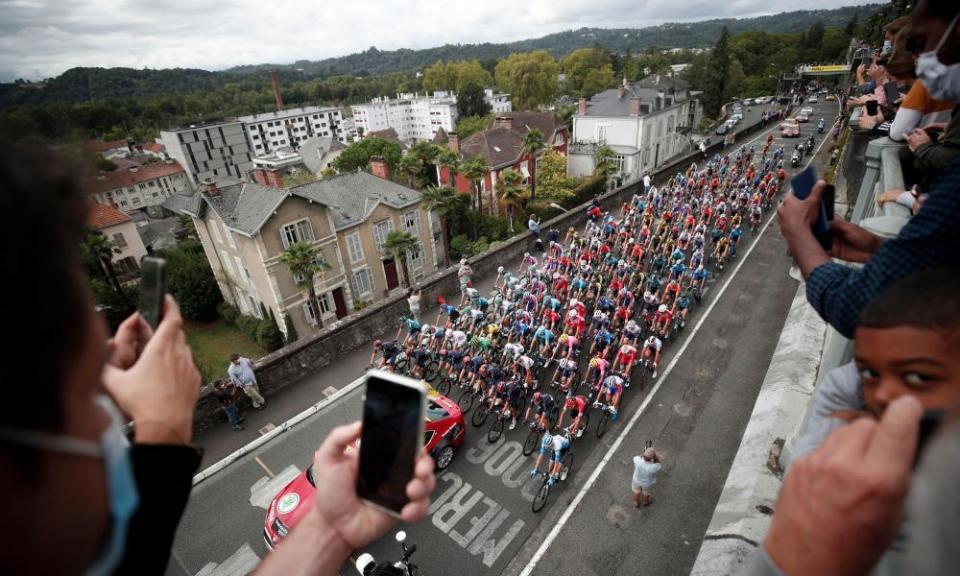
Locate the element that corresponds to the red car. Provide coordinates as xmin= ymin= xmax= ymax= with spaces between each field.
xmin=264 ymin=391 xmax=466 ymax=549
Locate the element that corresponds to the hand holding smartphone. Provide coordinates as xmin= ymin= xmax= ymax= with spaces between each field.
xmin=790 ymin=167 xmax=834 ymax=251
xmin=356 ymin=370 xmax=426 ymax=516
xmin=139 ymin=256 xmax=166 ymax=330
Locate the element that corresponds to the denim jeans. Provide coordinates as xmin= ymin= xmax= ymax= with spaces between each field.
xmin=223 ymin=402 xmax=241 ymax=428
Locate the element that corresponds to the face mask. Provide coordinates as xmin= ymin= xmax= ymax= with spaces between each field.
xmin=916 ymin=12 xmax=960 ymax=100
xmin=0 ymin=399 xmax=139 ymax=576
xmin=882 ymin=40 xmax=894 ymax=54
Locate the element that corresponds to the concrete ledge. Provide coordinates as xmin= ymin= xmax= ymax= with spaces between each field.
xmin=690 ymin=282 xmax=826 ymax=576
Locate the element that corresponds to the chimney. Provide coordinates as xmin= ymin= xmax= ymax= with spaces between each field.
xmin=578 ymin=97 xmax=588 ymax=115
xmin=269 ymin=70 xmax=285 ymax=111
xmin=494 ymin=116 xmax=512 ymax=130
xmin=369 ymin=156 xmax=390 ymax=180
xmin=448 ymin=132 xmax=460 ymax=153
xmin=252 ymin=168 xmax=284 ymax=189
xmin=629 ymin=97 xmax=641 ymax=117
xmin=201 ymin=178 xmax=220 ymax=197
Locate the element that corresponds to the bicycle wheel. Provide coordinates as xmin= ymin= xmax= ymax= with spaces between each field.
xmin=597 ymin=409 xmax=610 ymax=438
xmin=436 ymin=377 xmax=452 ymax=397
xmin=532 ymin=481 xmax=551 ymax=513
xmin=471 ymin=401 xmax=490 ymax=427
xmin=394 ymin=359 xmax=409 ymax=376
xmin=423 ymin=361 xmax=440 ymax=383
xmin=523 ymin=428 xmax=540 ymax=456
xmin=488 ymin=416 xmax=505 ymax=444
xmin=548 ymin=406 xmax=560 ymax=427
xmin=458 ymin=388 xmax=475 ymax=413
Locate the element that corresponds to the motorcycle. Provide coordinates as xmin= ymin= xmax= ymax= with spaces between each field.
xmin=355 ymin=531 xmax=419 ymax=576
xmin=817 ymin=119 xmax=826 ymax=134
xmin=791 ymin=149 xmax=801 ymax=167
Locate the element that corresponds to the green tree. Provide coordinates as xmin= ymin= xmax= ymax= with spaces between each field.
xmin=703 ymin=27 xmax=732 ymax=117
xmin=331 ymin=137 xmax=402 ymax=174
xmin=535 ymin=149 xmax=575 ymax=201
xmin=562 ymin=48 xmax=613 ymax=97
xmin=594 ymin=145 xmax=617 ymax=184
xmin=520 ymin=128 xmax=545 ymax=203
xmin=453 ymin=60 xmax=493 ymax=92
xmin=420 ymin=185 xmax=461 ymax=268
xmin=461 ymin=156 xmax=488 ymax=219
xmin=495 ymin=51 xmax=559 ymax=110
xmin=722 ymin=59 xmax=748 ymax=102
xmin=457 ymin=83 xmax=492 ymax=118
xmin=496 ymin=168 xmax=525 ymax=233
xmin=382 ymin=229 xmax=420 ymax=289
xmin=423 ymin=60 xmax=456 ymax=92
xmin=82 ymin=229 xmax=123 ymax=298
xmin=283 ymin=312 xmax=299 ymax=344
xmin=435 ymin=146 xmax=461 ymax=189
xmin=398 ymin=150 xmax=425 ymax=188
xmin=278 ymin=241 xmax=331 ymax=330
xmin=157 ymin=240 xmax=223 ymax=321
xmin=455 ymin=114 xmax=492 ymax=139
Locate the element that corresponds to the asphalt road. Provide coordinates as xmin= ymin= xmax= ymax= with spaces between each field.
xmin=167 ymin=97 xmax=839 ymax=576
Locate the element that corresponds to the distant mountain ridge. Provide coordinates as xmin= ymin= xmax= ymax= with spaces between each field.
xmin=0 ymin=4 xmax=881 ymax=107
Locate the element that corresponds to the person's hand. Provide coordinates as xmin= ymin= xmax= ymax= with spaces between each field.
xmin=764 ymin=395 xmax=922 ymax=575
xmin=107 ymin=311 xmax=154 ymax=370
xmin=777 ymin=179 xmax=826 ymax=246
xmin=876 ymin=189 xmax=904 ymax=207
xmin=906 ymin=127 xmax=933 ymax=151
xmin=858 ymin=110 xmax=881 ymax=130
xmin=102 ymin=295 xmax=201 ymax=444
xmin=310 ymin=422 xmax=436 ymax=552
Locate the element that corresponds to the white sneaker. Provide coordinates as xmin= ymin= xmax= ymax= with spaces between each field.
xmin=509 ymin=419 xmax=517 ymax=430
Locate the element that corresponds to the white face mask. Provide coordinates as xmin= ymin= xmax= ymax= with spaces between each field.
xmin=916 ymin=12 xmax=960 ymax=100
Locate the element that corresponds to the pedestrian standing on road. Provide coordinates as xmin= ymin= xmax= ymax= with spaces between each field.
xmin=214 ymin=381 xmax=245 ymax=431
xmin=632 ymin=446 xmax=662 ymax=508
xmin=643 ymin=172 xmax=652 ymax=192
xmin=228 ymin=353 xmax=266 ymax=410
xmin=407 ymin=287 xmax=422 ymax=323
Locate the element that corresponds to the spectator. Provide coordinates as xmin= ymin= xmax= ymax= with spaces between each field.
xmin=406 ymin=287 xmax=422 ymax=323
xmin=885 ymin=26 xmax=955 ymax=141
xmin=0 ymin=142 xmax=436 ymax=576
xmin=214 ymin=380 xmax=245 ymax=431
xmin=228 ymin=353 xmax=265 ymax=410
xmin=527 ymin=213 xmax=541 ymax=238
xmin=778 ymin=0 xmax=960 ymax=339
xmin=631 ymin=446 xmax=662 ymax=508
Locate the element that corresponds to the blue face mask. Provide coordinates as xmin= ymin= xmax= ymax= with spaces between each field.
xmin=0 ymin=400 xmax=139 ymax=576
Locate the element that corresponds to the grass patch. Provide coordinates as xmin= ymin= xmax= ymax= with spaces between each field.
xmin=185 ymin=318 xmax=267 ymax=385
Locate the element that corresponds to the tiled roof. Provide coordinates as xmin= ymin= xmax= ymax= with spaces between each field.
xmin=582 ymin=74 xmax=692 ymax=118
xmin=459 ymin=112 xmax=566 ymax=169
xmin=83 ymin=139 xmax=128 ymax=154
xmin=89 ymin=162 xmax=186 ymax=194
xmin=432 ymin=127 xmax=449 ymax=145
xmin=88 ymin=202 xmax=132 ymax=229
xmin=144 ymin=142 xmax=165 ymax=153
xmin=199 ymin=181 xmax=288 ymax=236
xmin=368 ymin=128 xmax=401 ymax=143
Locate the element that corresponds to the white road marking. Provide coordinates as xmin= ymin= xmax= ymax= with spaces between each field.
xmin=248 ymin=464 xmax=301 ymax=510
xmin=193 ymin=543 xmax=260 ymax=576
xmin=518 ymin=112 xmax=820 ymax=575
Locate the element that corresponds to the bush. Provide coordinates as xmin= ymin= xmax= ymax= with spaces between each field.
xmin=90 ymin=277 xmax=139 ymax=333
xmin=256 ymin=317 xmax=285 ymax=352
xmin=236 ymin=314 xmax=261 ymax=341
xmin=218 ymin=302 xmax=239 ymax=324
xmin=157 ymin=240 xmax=222 ymax=321
xmin=283 ymin=312 xmax=298 ymax=344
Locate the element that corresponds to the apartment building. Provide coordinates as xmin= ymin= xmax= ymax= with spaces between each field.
xmin=352 ymin=90 xmax=512 ymax=143
xmin=89 ymin=161 xmax=192 ymax=217
xmin=237 ymin=106 xmax=346 ymax=155
xmin=159 ymin=121 xmax=255 ymax=185
xmin=184 ymin=170 xmax=437 ymax=337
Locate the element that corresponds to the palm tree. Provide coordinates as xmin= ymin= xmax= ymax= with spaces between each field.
xmin=279 ymin=241 xmax=331 ymax=329
xmin=521 ymin=128 xmax=545 ymax=203
xmin=461 ymin=156 xmax=487 ymax=214
xmin=398 ymin=151 xmax=424 ymax=189
xmin=497 ymin=169 xmax=525 ymax=234
xmin=420 ymin=185 xmax=459 ymax=268
xmin=382 ymin=229 xmax=420 ymax=289
xmin=435 ymin=146 xmax=461 ymax=189
xmin=83 ymin=229 xmax=123 ymax=298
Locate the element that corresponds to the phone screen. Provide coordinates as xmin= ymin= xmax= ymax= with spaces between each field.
xmin=790 ymin=167 xmax=832 ymax=249
xmin=883 ymin=81 xmax=899 ymax=106
xmin=138 ymin=256 xmax=166 ymax=329
xmin=865 ymin=99 xmax=879 ymax=116
xmin=861 ymin=53 xmax=872 ymax=68
xmin=357 ymin=372 xmax=425 ymax=515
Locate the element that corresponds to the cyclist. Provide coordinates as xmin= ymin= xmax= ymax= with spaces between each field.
xmin=590 ymin=326 xmax=615 ymax=357
xmin=552 ymin=357 xmax=579 ymax=393
xmin=621 ymin=319 xmax=643 ymax=346
xmin=586 ymin=354 xmax=610 ymax=388
xmin=532 ymin=324 xmax=555 ymax=357
xmin=493 ymin=378 xmax=524 ymax=430
xmin=598 ymin=373 xmax=625 ymax=420
xmin=370 ymin=339 xmax=401 ymax=369
xmin=612 ymin=342 xmax=638 ymax=380
xmin=642 ymin=334 xmax=663 ymax=378
xmin=713 ymin=235 xmax=730 ymax=269
xmin=555 ymin=333 xmax=579 ymax=361
xmin=557 ymin=394 xmax=589 ymax=439
xmin=437 ymin=301 xmax=461 ymax=328
xmin=530 ymin=429 xmax=572 ymax=486
xmin=396 ymin=316 xmax=421 ymax=346
xmin=674 ymin=291 xmax=691 ymax=329
xmin=525 ymin=391 xmax=557 ymax=430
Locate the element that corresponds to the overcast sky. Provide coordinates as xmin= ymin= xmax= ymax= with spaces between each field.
xmin=0 ymin=0 xmax=871 ymax=81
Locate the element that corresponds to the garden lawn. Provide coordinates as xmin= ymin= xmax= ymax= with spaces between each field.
xmin=185 ymin=319 xmax=266 ymax=385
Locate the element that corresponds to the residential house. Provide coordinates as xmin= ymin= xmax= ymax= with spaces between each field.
xmin=440 ymin=112 xmax=569 ymax=214
xmin=88 ymin=203 xmax=148 ymax=275
xmin=184 ymin=169 xmax=437 ymax=337
xmin=568 ymin=75 xmax=702 ymax=185
xmin=89 ymin=161 xmax=192 ymax=218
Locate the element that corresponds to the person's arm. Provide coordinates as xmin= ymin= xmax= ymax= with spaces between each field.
xmin=913 ymin=109 xmax=960 ymax=173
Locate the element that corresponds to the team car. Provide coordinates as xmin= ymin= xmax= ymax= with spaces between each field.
xmin=263 ymin=386 xmax=465 ymax=549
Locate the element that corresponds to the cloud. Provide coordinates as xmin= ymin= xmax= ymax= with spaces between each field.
xmin=0 ymin=0 xmax=867 ymax=81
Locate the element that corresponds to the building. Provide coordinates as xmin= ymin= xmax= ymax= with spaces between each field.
xmin=568 ymin=75 xmax=702 ymax=184
xmin=82 ymin=139 xmax=131 ymax=160
xmin=88 ymin=203 xmax=148 ymax=275
xmin=184 ymin=168 xmax=438 ymax=337
xmin=159 ymin=121 xmax=255 ymax=185
xmin=89 ymin=161 xmax=192 ymax=217
xmin=485 ymin=89 xmax=513 ymax=114
xmin=441 ymin=112 xmax=569 ymax=214
xmin=352 ymin=90 xmax=512 ymax=143
xmin=237 ymin=106 xmax=347 ymax=156
xmin=339 ymin=116 xmax=359 ymax=143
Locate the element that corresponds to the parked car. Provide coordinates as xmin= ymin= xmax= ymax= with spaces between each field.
xmin=796 ymin=113 xmax=810 ymax=123
xmin=800 ymin=107 xmax=814 ymax=116
xmin=716 ymin=124 xmax=730 ymax=135
xmin=730 ymin=113 xmax=743 ymax=124
xmin=807 ymin=95 xmax=819 ymax=103
xmin=263 ymin=389 xmax=466 ymax=550
xmin=780 ymin=120 xmax=801 ymax=137
xmin=825 ymin=94 xmax=837 ymax=101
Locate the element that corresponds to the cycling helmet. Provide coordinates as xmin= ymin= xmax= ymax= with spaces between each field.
xmin=460 ymin=258 xmax=467 ymax=265
xmin=658 ymin=304 xmax=668 ymax=313
xmin=497 ymin=265 xmax=504 ymax=274
xmin=559 ymin=334 xmax=569 ymax=344
xmin=421 ymin=323 xmax=431 ymax=332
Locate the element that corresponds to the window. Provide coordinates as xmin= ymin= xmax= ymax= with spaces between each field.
xmin=249 ymin=296 xmax=261 ymax=319
xmin=220 ymin=250 xmax=235 ymax=278
xmin=226 ymin=228 xmax=237 ymax=249
xmin=120 ymin=201 xmax=128 ymax=207
xmin=235 ymin=288 xmax=247 ymax=313
xmin=234 ymin=256 xmax=245 ymax=281
xmin=152 ymin=192 xmax=159 ymax=198
xmin=111 ymin=233 xmax=127 ymax=248
xmin=401 ymin=210 xmax=421 ymax=236
xmin=597 ymin=125 xmax=608 ymax=143
xmin=372 ymin=219 xmax=394 ymax=252
xmin=302 ymin=301 xmax=318 ymax=326
xmin=280 ymin=219 xmax=315 ymax=249
xmin=351 ymin=268 xmax=374 ymax=296
xmin=614 ymin=155 xmax=625 ymax=173
xmin=408 ymin=242 xmax=423 ymax=269
xmin=318 ymin=292 xmax=332 ymax=315
xmin=346 ymin=231 xmax=364 ymax=264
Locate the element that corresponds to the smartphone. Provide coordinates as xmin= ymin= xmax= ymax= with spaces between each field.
xmin=861 ymin=53 xmax=872 ymax=68
xmin=790 ymin=167 xmax=833 ymax=250
xmin=138 ymin=256 xmax=166 ymax=330
xmin=356 ymin=370 xmax=426 ymax=516
xmin=882 ymin=81 xmax=900 ymax=106
xmin=865 ymin=99 xmax=879 ymax=116
xmin=924 ymin=126 xmax=944 ymax=139
xmin=914 ymin=410 xmax=944 ymax=468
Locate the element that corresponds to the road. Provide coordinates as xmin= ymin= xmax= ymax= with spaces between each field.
xmin=167 ymin=97 xmax=839 ymax=576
